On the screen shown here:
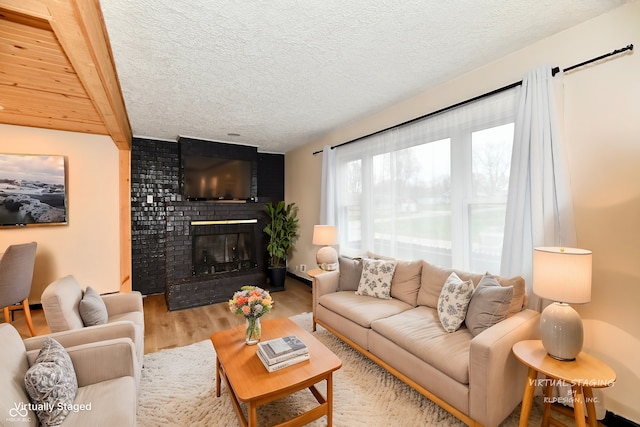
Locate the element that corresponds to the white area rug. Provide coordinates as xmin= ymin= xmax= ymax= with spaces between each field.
xmin=137 ymin=313 xmax=542 ymax=426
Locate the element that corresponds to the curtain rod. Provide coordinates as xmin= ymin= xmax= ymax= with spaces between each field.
xmin=312 ymin=43 xmax=633 ymax=156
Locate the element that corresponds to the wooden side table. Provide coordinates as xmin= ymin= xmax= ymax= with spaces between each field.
xmin=307 ymin=268 xmax=326 ymax=332
xmin=512 ymin=340 xmax=616 ymax=427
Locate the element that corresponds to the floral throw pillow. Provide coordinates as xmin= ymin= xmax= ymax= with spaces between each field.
xmin=355 ymin=258 xmax=397 ymax=299
xmin=24 ymin=337 xmax=78 ymax=426
xmin=437 ymin=272 xmax=475 ymax=333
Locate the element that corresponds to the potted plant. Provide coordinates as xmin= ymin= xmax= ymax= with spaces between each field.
xmin=263 ymin=201 xmax=299 ymax=291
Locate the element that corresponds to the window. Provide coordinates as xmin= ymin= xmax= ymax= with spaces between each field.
xmin=335 ymin=88 xmax=517 ymax=272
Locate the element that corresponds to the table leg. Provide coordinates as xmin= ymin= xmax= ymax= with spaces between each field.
xmin=518 ymin=367 xmax=538 ymax=427
xmin=248 ymin=402 xmax=258 ymax=427
xmin=541 ymin=377 xmax=554 ymax=427
xmin=215 ymin=357 xmax=221 ymax=397
xmin=572 ymin=384 xmax=586 ymax=427
xmin=327 ymin=373 xmax=333 ymax=427
xmin=584 ymin=387 xmax=598 ymax=427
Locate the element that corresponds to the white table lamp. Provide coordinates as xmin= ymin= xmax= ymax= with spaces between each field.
xmin=313 ymin=225 xmax=338 ymax=271
xmin=533 ymin=247 xmax=592 ymax=361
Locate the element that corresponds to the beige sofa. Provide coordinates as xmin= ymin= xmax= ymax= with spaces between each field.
xmin=312 ymin=256 xmax=540 ymax=427
xmin=1 ymin=323 xmax=137 ymax=426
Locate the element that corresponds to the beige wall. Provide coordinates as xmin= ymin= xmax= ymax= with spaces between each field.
xmin=286 ymin=2 xmax=640 ymax=421
xmin=0 ymin=124 xmax=121 ymax=301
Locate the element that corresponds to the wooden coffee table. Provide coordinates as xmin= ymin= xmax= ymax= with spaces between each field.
xmin=210 ymin=317 xmax=342 ymax=427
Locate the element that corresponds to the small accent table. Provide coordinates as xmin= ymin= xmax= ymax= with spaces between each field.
xmin=512 ymin=340 xmax=616 ymax=427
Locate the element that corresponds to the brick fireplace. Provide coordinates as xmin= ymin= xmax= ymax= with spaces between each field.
xmin=164 ymin=201 xmax=268 ymax=311
xmin=130 ymin=137 xmax=284 ymax=309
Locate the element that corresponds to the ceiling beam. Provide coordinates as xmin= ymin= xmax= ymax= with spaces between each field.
xmin=44 ymin=0 xmax=131 ymax=150
xmin=0 ymin=0 xmax=51 ymax=21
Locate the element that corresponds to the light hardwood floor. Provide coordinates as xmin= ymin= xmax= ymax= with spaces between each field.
xmin=5 ymin=277 xmax=313 ymax=354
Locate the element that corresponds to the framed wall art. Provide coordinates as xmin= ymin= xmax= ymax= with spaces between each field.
xmin=0 ymin=153 xmax=68 ymax=227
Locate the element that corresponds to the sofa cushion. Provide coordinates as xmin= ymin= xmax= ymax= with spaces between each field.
xmin=498 ymin=275 xmax=526 ymax=317
xmin=390 ymin=260 xmax=423 ymax=306
xmin=371 ymin=306 xmax=473 ymax=384
xmin=41 ymin=275 xmax=85 ymax=332
xmin=417 ymin=261 xmax=484 ymax=309
xmin=365 ymin=251 xmax=396 ymax=260
xmin=356 ymin=258 xmax=397 ymax=300
xmin=24 ymin=337 xmax=78 ymax=426
xmin=465 ymin=273 xmax=513 ymax=336
xmin=437 ymin=272 xmax=474 ymax=332
xmin=337 ymin=256 xmax=363 ymax=291
xmin=318 ymin=291 xmax=412 ymax=328
xmin=61 ymin=377 xmax=136 ymax=426
xmin=417 ymin=261 xmax=526 ymax=315
xmin=79 ymin=286 xmax=108 ymax=327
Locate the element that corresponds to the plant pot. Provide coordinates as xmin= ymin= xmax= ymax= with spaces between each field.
xmin=268 ymin=267 xmax=286 ymax=292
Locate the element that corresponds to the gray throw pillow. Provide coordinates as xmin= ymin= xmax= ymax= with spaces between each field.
xmin=465 ymin=273 xmax=514 ymax=336
xmin=79 ymin=286 xmax=108 ymax=326
xmin=337 ymin=257 xmax=363 ymax=291
xmin=24 ymin=337 xmax=78 ymax=426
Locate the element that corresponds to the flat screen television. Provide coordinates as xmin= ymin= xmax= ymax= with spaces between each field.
xmin=0 ymin=153 xmax=68 ymax=226
xmin=182 ymin=155 xmax=256 ymax=201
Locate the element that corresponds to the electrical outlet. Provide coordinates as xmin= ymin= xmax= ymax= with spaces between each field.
xmin=146 ymin=195 xmax=153 ymax=203
xmin=300 ymin=264 xmax=307 ymax=273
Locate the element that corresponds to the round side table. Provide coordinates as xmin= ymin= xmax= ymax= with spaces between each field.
xmin=512 ymin=340 xmax=615 ymax=427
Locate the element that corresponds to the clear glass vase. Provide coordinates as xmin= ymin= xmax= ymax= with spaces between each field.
xmin=245 ymin=316 xmax=261 ymax=345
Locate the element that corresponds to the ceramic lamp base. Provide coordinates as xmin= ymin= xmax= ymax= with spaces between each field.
xmin=316 ymin=246 xmax=338 ymax=271
xmin=540 ymin=302 xmax=584 ymax=361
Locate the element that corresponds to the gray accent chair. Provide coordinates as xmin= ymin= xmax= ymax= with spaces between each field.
xmin=0 ymin=323 xmax=137 ymax=426
xmin=0 ymin=242 xmax=37 ymax=336
xmin=40 ymin=275 xmax=145 ymax=374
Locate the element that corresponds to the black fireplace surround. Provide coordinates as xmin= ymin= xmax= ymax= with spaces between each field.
xmin=164 ymin=203 xmax=268 ymax=311
xmin=131 ymin=137 xmax=284 ymax=311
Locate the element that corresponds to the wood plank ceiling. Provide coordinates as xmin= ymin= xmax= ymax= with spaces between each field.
xmin=0 ymin=0 xmax=131 ymax=150
xmin=0 ymin=0 xmax=133 ymax=292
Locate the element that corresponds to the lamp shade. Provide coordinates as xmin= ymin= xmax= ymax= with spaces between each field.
xmin=533 ymin=247 xmax=592 ymax=304
xmin=312 ymin=225 xmax=337 ymax=246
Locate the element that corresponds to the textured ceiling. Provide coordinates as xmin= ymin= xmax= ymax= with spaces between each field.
xmin=100 ymin=0 xmax=628 ymax=153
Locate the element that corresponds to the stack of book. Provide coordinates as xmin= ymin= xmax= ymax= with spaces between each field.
xmin=257 ymin=335 xmax=309 ymax=372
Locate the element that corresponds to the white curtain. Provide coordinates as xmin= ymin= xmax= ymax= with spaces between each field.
xmin=500 ymin=65 xmax=576 ymax=308
xmin=319 ymin=145 xmax=336 ymax=225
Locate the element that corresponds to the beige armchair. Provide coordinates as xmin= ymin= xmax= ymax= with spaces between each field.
xmin=41 ymin=275 xmax=145 ymax=370
xmin=0 ymin=323 xmax=137 ymax=426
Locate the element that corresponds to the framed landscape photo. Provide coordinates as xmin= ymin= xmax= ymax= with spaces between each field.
xmin=0 ymin=153 xmax=68 ymax=227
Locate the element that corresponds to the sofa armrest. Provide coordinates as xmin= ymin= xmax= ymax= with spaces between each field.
xmin=314 ymin=270 xmax=339 ymax=298
xmin=23 ymin=321 xmax=137 ymax=353
xmin=102 ymin=291 xmax=144 ymax=317
xmin=468 ymin=309 xmax=540 ymax=427
xmin=26 ymin=338 xmax=137 ymax=388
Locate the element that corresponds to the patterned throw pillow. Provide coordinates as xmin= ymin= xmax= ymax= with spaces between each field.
xmin=355 ymin=258 xmax=397 ymax=299
xmin=437 ymin=272 xmax=475 ymax=333
xmin=24 ymin=337 xmax=78 ymax=426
